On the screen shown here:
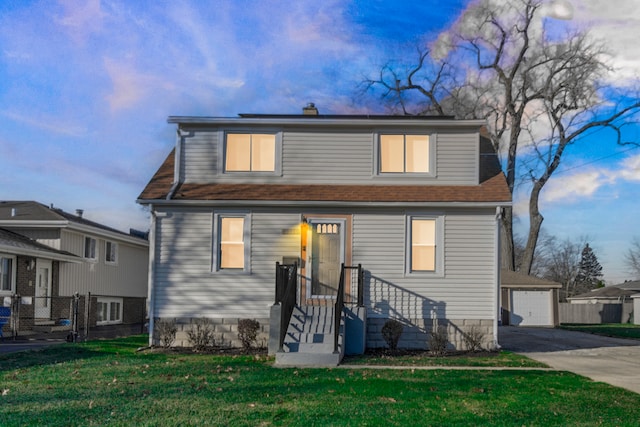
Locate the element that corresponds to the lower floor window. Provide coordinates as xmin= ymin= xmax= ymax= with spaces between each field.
xmin=0 ymin=255 xmax=15 ymax=292
xmin=96 ymin=297 xmax=123 ymax=325
xmin=406 ymin=214 xmax=444 ymax=275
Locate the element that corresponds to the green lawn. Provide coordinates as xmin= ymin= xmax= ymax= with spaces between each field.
xmin=560 ymin=323 xmax=640 ymax=340
xmin=2 ymin=335 xmax=640 ymax=426
xmin=343 ymin=350 xmax=547 ymax=367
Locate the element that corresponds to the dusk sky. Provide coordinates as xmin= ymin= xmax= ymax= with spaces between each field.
xmin=1 ymin=0 xmax=639 ymax=284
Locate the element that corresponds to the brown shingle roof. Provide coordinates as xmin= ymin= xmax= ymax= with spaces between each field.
xmin=138 ymin=149 xmax=511 ymax=204
xmin=500 ymin=270 xmax=562 ymax=289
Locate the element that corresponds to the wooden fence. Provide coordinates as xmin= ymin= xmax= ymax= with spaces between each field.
xmin=559 ymin=302 xmax=633 ymax=324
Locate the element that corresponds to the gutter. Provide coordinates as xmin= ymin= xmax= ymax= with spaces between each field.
xmin=167 ymin=116 xmax=488 ymax=129
xmin=494 ymin=206 xmax=503 ymax=349
xmin=147 ymin=204 xmax=157 ymax=347
xmin=136 ymin=199 xmax=512 ymax=208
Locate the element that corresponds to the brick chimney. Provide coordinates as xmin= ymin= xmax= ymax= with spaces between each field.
xmin=302 ymin=103 xmax=319 ymax=115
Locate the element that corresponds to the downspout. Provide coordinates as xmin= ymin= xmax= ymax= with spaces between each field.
xmin=147 ymin=204 xmax=157 ymax=347
xmin=166 ymin=126 xmax=185 ymax=200
xmin=493 ymin=206 xmax=503 ymax=349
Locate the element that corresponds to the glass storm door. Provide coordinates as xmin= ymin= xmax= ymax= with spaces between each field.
xmin=308 ymin=220 xmax=344 ymax=298
xmin=35 ymin=259 xmax=52 ymax=320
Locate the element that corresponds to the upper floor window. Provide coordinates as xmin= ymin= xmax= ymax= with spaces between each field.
xmin=105 ymin=241 xmax=118 ymax=264
xmin=379 ymin=134 xmax=431 ymax=174
xmin=0 ymin=255 xmax=14 ymax=293
xmin=84 ymin=237 xmax=97 ymax=261
xmin=225 ymin=133 xmax=276 ymax=172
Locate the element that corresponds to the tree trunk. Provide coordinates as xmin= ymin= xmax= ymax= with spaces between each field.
xmin=501 ymin=206 xmax=515 ymax=271
xmin=521 ymin=181 xmax=544 ymax=275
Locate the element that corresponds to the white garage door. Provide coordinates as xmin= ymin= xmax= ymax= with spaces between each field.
xmin=510 ymin=290 xmax=552 ymax=326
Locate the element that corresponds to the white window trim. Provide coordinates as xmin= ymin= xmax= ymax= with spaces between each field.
xmin=373 ymin=131 xmax=436 ymax=178
xmin=105 ymin=241 xmax=118 ymax=265
xmin=96 ymin=297 xmax=123 ymax=325
xmin=212 ymin=211 xmax=252 ymax=273
xmin=0 ymin=253 xmax=16 ymax=294
xmin=84 ymin=237 xmax=98 ymax=262
xmin=219 ymin=130 xmax=283 ymax=176
xmin=405 ymin=214 xmax=445 ymax=277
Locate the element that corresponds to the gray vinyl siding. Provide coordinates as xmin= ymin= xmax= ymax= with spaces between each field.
xmin=58 ymin=230 xmax=148 ymax=297
xmin=436 ymin=132 xmax=478 ymax=184
xmin=153 ymin=208 xmax=300 ymax=319
xmin=352 ymin=209 xmax=496 ymax=320
xmin=181 ymin=129 xmax=218 ymax=183
xmin=7 ymin=228 xmax=61 ymax=250
xmin=180 ymin=128 xmax=479 ymax=185
xmin=152 ymin=206 xmax=497 ymax=321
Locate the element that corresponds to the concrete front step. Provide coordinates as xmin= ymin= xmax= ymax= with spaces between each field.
xmin=275 ymin=305 xmax=345 ymax=367
xmin=275 ymin=350 xmax=342 ymax=367
xmin=286 ymin=331 xmax=333 ymax=344
xmin=284 ymin=340 xmax=335 ymax=353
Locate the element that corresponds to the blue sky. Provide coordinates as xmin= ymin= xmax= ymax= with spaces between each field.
xmin=1 ymin=0 xmax=639 ymax=284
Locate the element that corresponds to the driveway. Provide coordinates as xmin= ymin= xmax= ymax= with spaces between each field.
xmin=499 ymin=326 xmax=640 ymax=394
xmin=0 ymin=339 xmax=64 ymax=354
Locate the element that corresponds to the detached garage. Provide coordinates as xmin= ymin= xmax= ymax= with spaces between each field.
xmin=501 ymin=270 xmax=561 ymax=327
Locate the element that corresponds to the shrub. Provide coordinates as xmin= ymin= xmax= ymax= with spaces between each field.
xmin=237 ymin=319 xmax=260 ymax=351
xmin=428 ymin=320 xmax=448 ymax=356
xmin=381 ymin=319 xmax=404 ymax=350
xmin=155 ymin=318 xmax=177 ymax=348
xmin=187 ymin=317 xmax=216 ymax=351
xmin=461 ymin=325 xmax=485 ymax=352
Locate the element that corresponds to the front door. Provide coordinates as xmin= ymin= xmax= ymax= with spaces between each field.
xmin=305 ymin=219 xmax=345 ymax=300
xmin=35 ymin=259 xmax=52 ymax=320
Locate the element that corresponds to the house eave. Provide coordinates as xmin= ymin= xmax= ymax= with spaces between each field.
xmin=65 ymin=223 xmax=149 ymax=247
xmin=0 ymin=220 xmax=69 ymax=228
xmin=137 ymin=198 xmax=511 ymax=209
xmin=167 ymin=116 xmax=487 ymax=129
xmin=0 ymin=244 xmax=83 ymax=263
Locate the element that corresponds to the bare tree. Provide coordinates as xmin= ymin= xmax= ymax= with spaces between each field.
xmin=625 ymin=237 xmax=640 ymax=280
xmin=364 ymin=0 xmax=640 ymax=273
xmin=535 ymin=235 xmax=588 ymax=301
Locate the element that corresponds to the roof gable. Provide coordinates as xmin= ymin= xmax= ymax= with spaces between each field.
xmin=0 ymin=201 xmax=148 ymax=245
xmin=0 ymin=227 xmax=80 ymax=262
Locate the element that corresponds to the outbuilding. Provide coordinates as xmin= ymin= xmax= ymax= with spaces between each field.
xmin=500 ymin=270 xmax=561 ymax=327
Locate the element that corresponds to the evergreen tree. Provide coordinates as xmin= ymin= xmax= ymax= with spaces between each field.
xmin=574 ymin=243 xmax=603 ymax=296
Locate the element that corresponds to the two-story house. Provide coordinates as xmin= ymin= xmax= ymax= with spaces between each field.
xmin=137 ymin=106 xmax=511 ymax=365
xmin=0 ymin=201 xmax=149 ymax=333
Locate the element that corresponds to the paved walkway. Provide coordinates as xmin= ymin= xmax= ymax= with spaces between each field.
xmin=499 ymin=326 xmax=640 ymax=394
xmin=0 ymin=339 xmax=65 ymax=354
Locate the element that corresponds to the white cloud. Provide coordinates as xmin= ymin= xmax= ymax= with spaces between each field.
xmin=1 ymin=110 xmax=87 ymax=137
xmin=542 ymin=170 xmax=608 ymax=203
xmin=537 ymin=151 xmax=640 ymax=206
xmin=617 ymin=153 xmax=640 ymax=181
xmin=104 ymin=58 xmax=178 ymax=112
xmin=571 ymin=0 xmax=640 ymax=81
xmin=55 ymin=0 xmax=106 ymax=43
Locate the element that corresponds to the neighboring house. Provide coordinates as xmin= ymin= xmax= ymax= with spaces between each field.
xmin=500 ymin=270 xmax=561 ymax=327
xmin=567 ymin=281 xmax=640 ymax=304
xmin=0 ymin=227 xmax=81 ymax=335
xmin=0 ymin=201 xmax=149 ymax=330
xmin=137 ymin=107 xmax=511 ymax=365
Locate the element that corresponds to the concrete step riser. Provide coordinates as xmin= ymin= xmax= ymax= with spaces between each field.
xmin=276 ymin=305 xmax=345 ymax=367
